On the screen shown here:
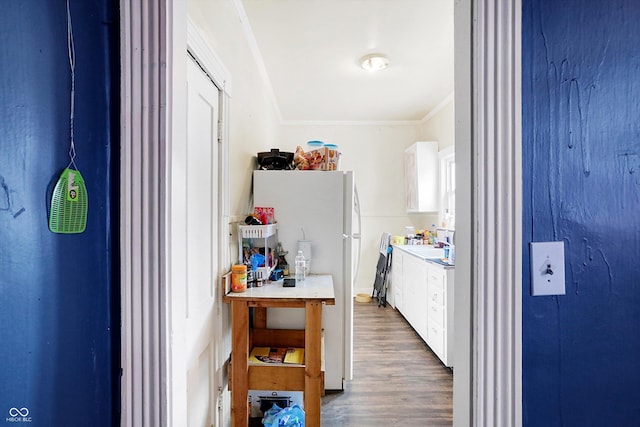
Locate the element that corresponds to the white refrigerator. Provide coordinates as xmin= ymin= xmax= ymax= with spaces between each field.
xmin=252 ymin=170 xmax=361 ymax=390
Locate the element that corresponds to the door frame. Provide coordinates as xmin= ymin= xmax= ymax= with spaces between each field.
xmin=120 ymin=0 xmax=523 ymax=426
xmin=453 ymin=0 xmax=522 ymax=426
xmin=119 ymin=2 xmax=232 ymax=426
xmin=119 ymin=1 xmax=170 ymax=425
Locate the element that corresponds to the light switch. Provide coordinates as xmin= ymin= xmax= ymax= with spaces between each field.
xmin=530 ymin=241 xmax=566 ymax=296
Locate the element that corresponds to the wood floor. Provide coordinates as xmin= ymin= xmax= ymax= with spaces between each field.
xmin=321 ymin=300 xmax=453 ymax=426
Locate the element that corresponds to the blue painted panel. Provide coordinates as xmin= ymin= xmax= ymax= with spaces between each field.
xmin=523 ymin=0 xmax=640 ymax=425
xmin=0 ymin=1 xmax=119 ymax=425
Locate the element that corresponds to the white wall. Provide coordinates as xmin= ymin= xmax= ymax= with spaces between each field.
xmin=419 ymin=95 xmax=455 ymax=150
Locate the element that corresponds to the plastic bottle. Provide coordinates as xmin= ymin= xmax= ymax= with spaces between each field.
xmin=448 ymin=244 xmax=456 ymax=265
xmin=443 ymin=237 xmax=450 ymax=259
xmin=295 ymin=250 xmax=306 ymax=283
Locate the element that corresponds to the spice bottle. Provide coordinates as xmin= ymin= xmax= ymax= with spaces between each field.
xmin=280 ymin=255 xmax=289 ymax=276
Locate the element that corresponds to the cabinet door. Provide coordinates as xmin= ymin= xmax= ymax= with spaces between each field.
xmin=390 ymin=249 xmax=403 ymax=310
xmin=404 ymin=145 xmax=418 ymax=211
xmin=402 ymin=254 xmax=428 ymax=340
xmin=414 ymin=269 xmax=429 ymax=341
xmin=426 ymin=264 xmax=453 ymax=366
xmin=404 ymin=141 xmax=439 ymax=213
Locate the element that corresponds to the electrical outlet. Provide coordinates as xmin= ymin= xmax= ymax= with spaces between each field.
xmin=530 ymin=241 xmax=566 ymax=296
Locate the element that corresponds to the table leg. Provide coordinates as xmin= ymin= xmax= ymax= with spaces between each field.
xmin=231 ymin=300 xmax=249 ymax=427
xmin=304 ymin=301 xmax=322 ymax=427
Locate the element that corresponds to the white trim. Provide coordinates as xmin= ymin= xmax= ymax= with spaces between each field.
xmin=472 ymin=0 xmax=522 ymax=426
xmin=277 ymin=92 xmax=453 ymax=127
xmin=439 ymin=145 xmax=455 ymax=159
xmin=280 ymin=119 xmax=422 ymax=127
xmin=420 ymin=92 xmax=455 ymax=124
xmin=452 ymin=0 xmax=473 ymax=424
xmin=120 ymin=1 xmax=167 ymax=426
xmin=454 ymin=0 xmax=522 ymax=425
xmin=166 ymin=0 xmax=187 ymax=424
xmin=187 ymin=17 xmax=233 ymax=96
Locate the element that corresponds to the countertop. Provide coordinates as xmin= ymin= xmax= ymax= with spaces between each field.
xmin=393 ymin=244 xmax=455 ymax=269
xmin=224 ymin=274 xmax=336 ymax=303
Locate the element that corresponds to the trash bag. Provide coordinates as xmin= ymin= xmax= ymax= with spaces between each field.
xmin=262 ymin=404 xmax=305 ymax=427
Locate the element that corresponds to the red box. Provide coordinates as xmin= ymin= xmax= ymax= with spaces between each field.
xmin=254 ymin=207 xmax=275 ymax=225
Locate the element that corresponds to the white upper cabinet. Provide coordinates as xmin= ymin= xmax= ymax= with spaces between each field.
xmin=439 ymin=146 xmax=456 ymax=230
xmin=404 ymin=141 xmax=439 ymax=212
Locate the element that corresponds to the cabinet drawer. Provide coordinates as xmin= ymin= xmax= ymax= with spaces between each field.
xmin=427 ymin=283 xmax=445 ymax=307
xmin=428 ymin=301 xmax=445 ymax=327
xmin=427 ymin=324 xmax=445 ymax=359
xmin=428 ymin=268 xmax=445 ymax=290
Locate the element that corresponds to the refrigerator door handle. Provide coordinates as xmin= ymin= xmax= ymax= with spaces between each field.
xmin=343 ymin=233 xmax=361 ymax=239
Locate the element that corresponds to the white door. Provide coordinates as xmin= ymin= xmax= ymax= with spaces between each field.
xmin=172 ymin=56 xmax=221 ymax=427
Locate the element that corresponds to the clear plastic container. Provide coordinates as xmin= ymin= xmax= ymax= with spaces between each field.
xmin=324 ymin=144 xmax=340 ymax=170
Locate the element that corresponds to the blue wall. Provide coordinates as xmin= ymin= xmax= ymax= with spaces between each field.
xmin=522 ymin=0 xmax=640 ymax=425
xmin=0 ymin=1 xmax=119 ymax=425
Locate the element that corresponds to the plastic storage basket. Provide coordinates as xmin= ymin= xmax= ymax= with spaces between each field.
xmin=239 ymin=224 xmax=277 ymax=239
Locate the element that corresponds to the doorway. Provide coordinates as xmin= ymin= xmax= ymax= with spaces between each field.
xmin=118 ymin=0 xmax=523 ymax=426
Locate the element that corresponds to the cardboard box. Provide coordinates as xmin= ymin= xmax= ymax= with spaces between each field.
xmin=248 ymin=390 xmax=303 ymax=418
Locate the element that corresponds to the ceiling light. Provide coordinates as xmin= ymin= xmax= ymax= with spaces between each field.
xmin=360 ymin=54 xmax=390 ymax=72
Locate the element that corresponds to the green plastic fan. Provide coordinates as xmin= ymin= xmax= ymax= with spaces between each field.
xmin=49 ymin=168 xmax=88 ymax=233
xmin=49 ymin=0 xmax=88 ymax=234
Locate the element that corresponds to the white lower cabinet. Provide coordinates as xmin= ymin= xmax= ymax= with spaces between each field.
xmin=392 ymin=247 xmax=454 ymax=367
xmin=402 ymin=253 xmax=428 ymax=340
xmin=426 ymin=266 xmax=448 ymax=364
xmin=390 ymin=249 xmax=403 ymax=311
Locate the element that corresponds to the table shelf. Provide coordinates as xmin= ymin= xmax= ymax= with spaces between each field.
xmin=222 ymin=273 xmax=334 ymax=427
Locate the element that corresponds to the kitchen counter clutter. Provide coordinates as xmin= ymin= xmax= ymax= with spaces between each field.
xmin=222 ymin=274 xmax=335 ymax=427
xmin=393 ymin=244 xmax=454 ymax=266
xmin=389 ymin=244 xmax=454 ymax=367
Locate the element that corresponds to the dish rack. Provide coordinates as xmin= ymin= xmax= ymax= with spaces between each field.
xmin=238 ymin=224 xmax=278 ymax=280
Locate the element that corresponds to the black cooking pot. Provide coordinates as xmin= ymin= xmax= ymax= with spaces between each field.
xmin=256 ymin=148 xmax=294 ymax=170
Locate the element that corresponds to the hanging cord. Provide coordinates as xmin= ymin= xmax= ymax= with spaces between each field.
xmin=66 ymin=0 xmax=78 ymax=170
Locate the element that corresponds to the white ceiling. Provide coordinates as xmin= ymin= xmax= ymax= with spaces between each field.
xmin=240 ymin=0 xmax=454 ymax=123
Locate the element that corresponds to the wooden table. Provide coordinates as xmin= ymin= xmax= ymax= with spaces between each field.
xmin=223 ymin=275 xmax=335 ymax=427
